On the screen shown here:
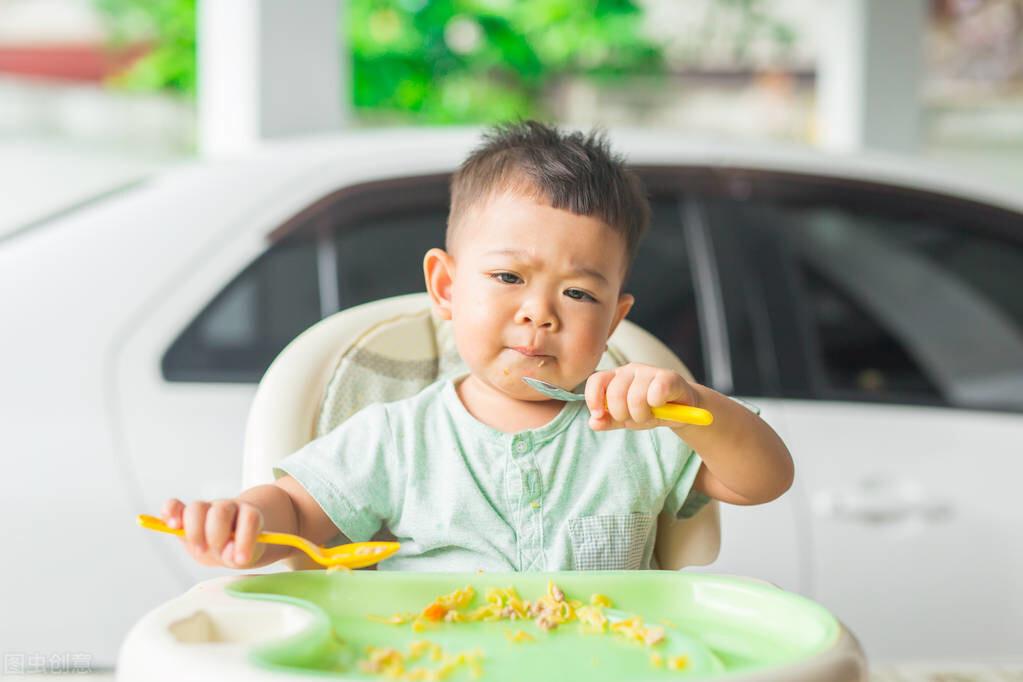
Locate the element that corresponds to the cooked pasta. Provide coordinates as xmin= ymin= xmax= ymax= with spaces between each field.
xmin=361 ymin=581 xmax=687 ymax=676
xmin=359 ymin=642 xmax=483 ymax=681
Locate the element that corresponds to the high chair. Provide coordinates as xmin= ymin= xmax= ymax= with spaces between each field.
xmin=242 ymin=292 xmax=721 ymax=570
xmin=118 ymin=293 xmax=867 ymax=681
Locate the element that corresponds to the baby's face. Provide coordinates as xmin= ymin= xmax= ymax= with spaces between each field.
xmin=446 ymin=192 xmax=633 ymax=402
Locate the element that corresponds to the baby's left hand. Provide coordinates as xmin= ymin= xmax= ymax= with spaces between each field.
xmin=585 ymin=363 xmax=700 ymax=431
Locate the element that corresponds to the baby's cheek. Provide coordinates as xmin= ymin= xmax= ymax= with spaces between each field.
xmin=568 ymin=339 xmax=609 ymax=378
xmin=581 ymin=332 xmax=610 ymax=360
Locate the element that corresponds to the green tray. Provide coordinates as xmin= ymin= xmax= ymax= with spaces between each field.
xmin=226 ymin=571 xmax=839 ymax=680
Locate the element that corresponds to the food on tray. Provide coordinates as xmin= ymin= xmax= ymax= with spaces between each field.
xmin=361 ymin=581 xmax=689 ymax=676
xmin=360 ymin=641 xmax=483 ymax=681
xmin=503 ymin=629 xmax=534 ymax=644
xmin=667 ymin=655 xmax=690 ymax=670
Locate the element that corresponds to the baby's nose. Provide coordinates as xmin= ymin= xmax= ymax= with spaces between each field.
xmin=516 ymin=303 xmax=558 ymax=330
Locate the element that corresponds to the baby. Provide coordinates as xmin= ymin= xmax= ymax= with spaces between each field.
xmin=162 ymin=121 xmax=793 ymax=572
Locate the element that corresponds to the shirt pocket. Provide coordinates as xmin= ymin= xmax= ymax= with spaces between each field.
xmin=567 ymin=512 xmax=655 ymax=570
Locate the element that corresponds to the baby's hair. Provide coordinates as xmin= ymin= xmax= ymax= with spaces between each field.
xmin=447 ymin=120 xmax=650 ymax=269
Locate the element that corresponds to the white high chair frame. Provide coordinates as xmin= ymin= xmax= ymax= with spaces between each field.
xmin=242 ymin=292 xmax=721 ymax=571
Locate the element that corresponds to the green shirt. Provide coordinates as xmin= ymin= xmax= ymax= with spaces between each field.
xmin=275 ymin=375 xmax=704 ymax=572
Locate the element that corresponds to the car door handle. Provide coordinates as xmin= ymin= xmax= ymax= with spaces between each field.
xmin=814 ymin=479 xmax=954 ymax=525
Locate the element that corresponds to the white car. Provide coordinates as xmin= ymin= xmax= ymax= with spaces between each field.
xmin=2 ymin=129 xmax=1021 ymax=668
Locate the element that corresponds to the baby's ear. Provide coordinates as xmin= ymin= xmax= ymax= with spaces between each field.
xmin=423 ymin=248 xmax=455 ymax=320
xmin=608 ymin=292 xmax=634 ymax=338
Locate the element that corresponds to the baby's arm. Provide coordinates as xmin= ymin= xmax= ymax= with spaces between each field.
xmin=161 ymin=475 xmax=343 ymax=569
xmin=586 ymin=363 xmax=794 ymax=505
xmin=669 ymin=385 xmax=793 ymax=505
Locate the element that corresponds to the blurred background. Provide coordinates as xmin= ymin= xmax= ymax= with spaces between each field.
xmin=2 ymin=0 xmax=1022 ymax=233
xmin=3 ymin=1 xmax=1023 ymax=680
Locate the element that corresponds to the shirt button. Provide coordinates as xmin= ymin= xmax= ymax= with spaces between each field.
xmin=515 ymin=441 xmax=527 ymax=454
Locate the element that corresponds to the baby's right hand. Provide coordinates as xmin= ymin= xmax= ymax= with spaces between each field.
xmin=162 ymin=498 xmax=266 ymax=568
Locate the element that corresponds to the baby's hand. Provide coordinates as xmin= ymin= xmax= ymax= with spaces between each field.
xmin=585 ymin=363 xmax=699 ymax=431
xmin=162 ymin=497 xmax=266 ymax=568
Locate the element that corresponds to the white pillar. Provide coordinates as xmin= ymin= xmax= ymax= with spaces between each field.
xmin=817 ymin=0 xmax=926 ymax=154
xmin=197 ymin=0 xmax=345 ymax=157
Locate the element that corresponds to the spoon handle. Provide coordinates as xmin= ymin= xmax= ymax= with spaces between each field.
xmin=649 ymin=403 xmax=714 ymax=426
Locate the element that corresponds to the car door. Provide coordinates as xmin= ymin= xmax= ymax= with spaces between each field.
xmin=701 ymin=171 xmax=1023 ymax=661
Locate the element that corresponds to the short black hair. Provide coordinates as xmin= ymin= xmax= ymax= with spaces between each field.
xmin=448 ymin=120 xmax=650 ymax=268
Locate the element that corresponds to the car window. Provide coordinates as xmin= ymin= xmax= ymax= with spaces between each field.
xmin=162 ymin=233 xmax=322 ymax=383
xmin=163 ymin=175 xmax=707 ymax=385
xmin=625 ymin=195 xmax=705 ymax=383
xmin=163 ymin=177 xmax=450 ymax=383
xmin=709 ymin=179 xmax=1023 ymax=411
xmin=334 ymin=212 xmax=446 ymax=310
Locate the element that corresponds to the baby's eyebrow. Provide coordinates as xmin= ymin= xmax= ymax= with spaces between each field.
xmin=484 ymin=248 xmax=609 ymax=285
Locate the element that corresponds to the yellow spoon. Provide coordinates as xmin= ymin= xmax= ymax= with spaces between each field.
xmin=136 ymin=514 xmax=400 ymax=569
xmin=523 ymin=377 xmax=714 ymax=426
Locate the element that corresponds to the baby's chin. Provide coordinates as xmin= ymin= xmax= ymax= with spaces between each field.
xmin=489 ymin=364 xmax=584 ymax=401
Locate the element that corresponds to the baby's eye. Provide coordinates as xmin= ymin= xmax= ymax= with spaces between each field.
xmin=492 ymin=272 xmax=522 ymax=285
xmin=564 ymin=288 xmax=597 ymax=303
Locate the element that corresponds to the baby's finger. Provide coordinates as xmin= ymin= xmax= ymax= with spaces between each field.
xmin=162 ymin=498 xmax=185 ymax=529
xmin=205 ymin=500 xmax=238 ymax=556
xmin=183 ymin=501 xmax=211 ymax=553
xmin=626 ymin=374 xmax=654 ymax=424
xmin=604 ymin=368 xmax=633 ymax=424
xmin=584 ymin=371 xmax=613 ymax=417
xmin=647 ymin=372 xmax=673 ymax=407
xmin=220 ymin=540 xmax=239 ymax=567
xmin=233 ymin=504 xmax=264 ymax=566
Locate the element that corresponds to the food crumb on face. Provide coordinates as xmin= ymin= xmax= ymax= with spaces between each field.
xmin=503 ymin=368 xmax=510 ymax=376
xmin=537 ymin=359 xmax=545 ymax=367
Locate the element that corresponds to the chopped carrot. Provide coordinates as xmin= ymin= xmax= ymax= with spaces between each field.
xmin=422 ymin=603 xmax=448 ymax=621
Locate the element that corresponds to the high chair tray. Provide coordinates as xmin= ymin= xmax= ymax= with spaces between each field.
xmin=118 ymin=570 xmax=867 ymax=681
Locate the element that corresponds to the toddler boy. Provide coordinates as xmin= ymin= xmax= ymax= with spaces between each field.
xmin=162 ymin=121 xmax=793 ymax=571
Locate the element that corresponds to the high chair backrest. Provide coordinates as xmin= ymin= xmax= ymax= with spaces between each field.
xmin=243 ymin=293 xmax=720 ymax=570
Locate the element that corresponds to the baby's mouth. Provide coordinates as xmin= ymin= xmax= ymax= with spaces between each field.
xmin=503 ymin=348 xmax=554 ymax=374
xmin=510 ymin=346 xmax=552 ymax=358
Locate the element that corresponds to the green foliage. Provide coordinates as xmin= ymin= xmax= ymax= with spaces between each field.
xmin=95 ymin=0 xmax=197 ymax=94
xmin=92 ymin=0 xmax=665 ymax=123
xmin=348 ymin=0 xmax=664 ymax=122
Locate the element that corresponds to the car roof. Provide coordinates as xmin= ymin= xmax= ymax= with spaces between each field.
xmin=7 ymin=127 xmax=1018 ymax=245
xmin=241 ymin=126 xmax=1023 ymax=216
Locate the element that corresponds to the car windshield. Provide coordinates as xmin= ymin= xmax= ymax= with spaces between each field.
xmin=0 ymin=178 xmax=149 ymax=245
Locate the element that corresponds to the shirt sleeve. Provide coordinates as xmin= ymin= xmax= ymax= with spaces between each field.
xmin=273 ymin=403 xmax=403 ymax=543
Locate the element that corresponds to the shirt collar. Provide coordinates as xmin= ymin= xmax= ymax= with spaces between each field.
xmin=441 ymin=374 xmax=584 ymax=446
